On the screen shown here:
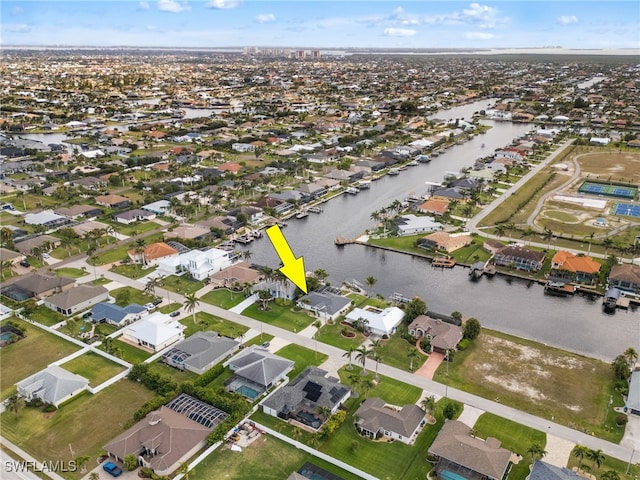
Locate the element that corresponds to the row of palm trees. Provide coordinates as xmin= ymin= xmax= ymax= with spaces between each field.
xmin=342 ymin=340 xmax=384 ymax=379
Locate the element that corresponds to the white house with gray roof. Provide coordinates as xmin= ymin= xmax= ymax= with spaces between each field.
xmin=296 ymin=289 xmax=352 ymax=322
xmin=123 ymin=312 xmax=185 ymax=352
xmin=43 ymin=284 xmax=109 ymax=317
xmin=161 ymin=332 xmax=239 ymax=375
xmin=16 ymin=365 xmax=89 ymax=407
xmin=223 ymin=346 xmax=294 ymax=399
xmin=355 ymin=397 xmax=425 ymax=444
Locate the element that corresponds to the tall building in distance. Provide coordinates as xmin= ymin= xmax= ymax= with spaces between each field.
xmin=244 ymin=47 xmax=321 ymax=59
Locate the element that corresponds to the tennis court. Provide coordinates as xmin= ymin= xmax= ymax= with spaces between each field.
xmin=579 ymin=181 xmax=637 ymax=199
xmin=613 ymin=203 xmax=640 ymax=218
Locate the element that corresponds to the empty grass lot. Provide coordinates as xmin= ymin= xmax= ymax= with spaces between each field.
xmin=110 ymin=264 xmax=157 ymax=280
xmin=29 ymin=305 xmax=66 ymax=326
xmin=180 ymin=311 xmax=248 ymax=338
xmin=160 ymin=275 xmax=204 ymax=295
xmin=200 ymin=289 xmax=245 ymax=310
xmin=60 ymin=352 xmax=125 ymax=387
xmin=110 ymin=286 xmax=155 ymax=306
xmin=54 ymin=267 xmax=89 ymax=279
xmin=0 ymin=319 xmax=80 ymax=400
xmin=275 ymin=344 xmax=328 ymax=380
xmin=157 ymin=302 xmax=182 ymax=314
xmin=433 ymin=329 xmax=624 ymax=442
xmin=97 ymin=338 xmax=151 ymax=364
xmin=244 ymin=333 xmax=274 ymax=348
xmin=243 ymin=302 xmax=314 ymax=332
xmin=146 ymin=360 xmax=199 ymax=384
xmin=190 ymin=434 xmax=361 ymax=480
xmin=0 ymin=380 xmax=155 ymax=480
xmin=473 ymin=413 xmax=546 ymax=480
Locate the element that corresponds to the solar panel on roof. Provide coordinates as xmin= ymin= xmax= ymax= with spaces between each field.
xmin=306 ymin=390 xmax=322 ymax=402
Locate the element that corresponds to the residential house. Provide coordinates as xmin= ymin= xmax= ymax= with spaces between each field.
xmin=9 ymin=273 xmax=74 ymax=300
xmin=43 ymin=284 xmax=109 ymax=317
xmin=549 ymin=251 xmax=601 ymax=285
xmin=209 ymin=262 xmax=262 ymax=289
xmin=69 ymin=176 xmax=106 ymax=190
xmin=129 ymin=242 xmax=180 ymax=267
xmin=0 ymin=247 xmax=22 ymax=266
xmin=227 ymin=206 xmax=264 ymax=224
xmin=164 ymin=224 xmax=212 ymax=242
xmin=626 ymin=369 xmax=640 ymax=416
xmin=122 ymin=312 xmax=186 ymax=352
xmin=232 ymin=143 xmax=255 ymax=153
xmin=157 ymin=248 xmax=233 ymax=281
xmin=95 ymin=194 xmax=131 ymax=209
xmin=418 ymin=198 xmax=450 ymax=216
xmin=104 ymin=396 xmax=224 ymax=477
xmin=493 ymin=245 xmax=546 ymax=272
xmin=219 ymin=163 xmax=243 ymax=175
xmin=161 ymin=332 xmax=240 ymax=374
xmin=345 ymin=306 xmax=405 ymax=337
xmin=14 ymin=235 xmax=61 ymax=255
xmin=608 ymin=264 xmax=640 ymax=293
xmin=482 ymin=239 xmax=505 ymax=255
xmin=418 ymin=232 xmax=473 ymax=253
xmin=114 ymin=208 xmax=156 ymax=224
xmin=407 ymin=315 xmax=463 ymax=354
xmin=223 ymin=346 xmax=294 ymax=399
xmin=24 ymin=210 xmax=70 ymax=229
xmin=261 ymin=367 xmax=351 ymax=429
xmin=251 ymin=278 xmax=298 ymax=300
xmin=296 ymin=183 xmax=327 ymax=201
xmin=142 ymin=200 xmax=171 ymax=215
xmin=296 ymin=289 xmax=352 ymax=322
xmin=428 ymin=420 xmax=512 ymax=480
xmin=528 ymin=461 xmax=593 ymax=480
xmin=16 ymin=365 xmax=89 ymax=407
xmin=355 ymin=397 xmax=425 ymax=444
xmin=90 ymin=302 xmax=148 ymax=327
xmin=55 ymin=204 xmax=103 ymax=220
xmin=395 ymin=215 xmax=442 ymax=236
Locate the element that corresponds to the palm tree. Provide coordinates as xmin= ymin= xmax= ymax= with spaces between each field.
xmin=316 ymin=405 xmax=331 ymax=422
xmin=602 ymin=237 xmax=614 ymax=256
xmin=421 ymin=395 xmax=436 ymax=418
xmin=586 ymin=449 xmax=605 ymax=472
xmin=371 ymin=352 xmax=382 ymax=380
xmin=0 ymin=227 xmax=13 ymax=247
xmin=178 ymin=462 xmax=193 ymax=480
xmin=527 ymin=442 xmax=547 ymax=463
xmin=573 ymin=445 xmax=589 ymax=471
xmin=623 ymin=347 xmax=638 ymax=368
xmin=242 ymin=250 xmax=252 ymax=262
xmin=585 ymin=232 xmax=595 ymax=254
xmin=145 ymin=275 xmax=164 ymax=297
xmin=343 ymin=345 xmax=357 ymax=370
xmin=1 ymin=259 xmax=14 ymax=280
xmin=601 ymin=471 xmax=620 ymax=480
xmin=408 ymin=347 xmax=418 ymax=371
xmin=542 ymin=227 xmax=553 ymax=250
xmin=88 ymin=473 xmax=100 ymax=480
xmin=355 ymin=346 xmax=369 ymax=374
xmin=364 ymin=276 xmax=377 ymax=297
xmin=292 ymin=427 xmax=302 ymax=441
xmin=183 ymin=292 xmax=200 ymax=324
xmin=308 ymin=433 xmax=320 ymax=448
xmin=361 ymin=377 xmax=374 ymax=398
xmin=6 ymin=394 xmax=24 ymax=418
xmin=75 ymin=455 xmax=90 ymax=473
xmin=494 ymin=224 xmax=506 ymax=238
xmin=348 ymin=372 xmax=362 ymax=395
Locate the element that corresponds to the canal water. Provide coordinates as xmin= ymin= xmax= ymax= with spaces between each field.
xmin=245 ymin=100 xmax=639 ymax=361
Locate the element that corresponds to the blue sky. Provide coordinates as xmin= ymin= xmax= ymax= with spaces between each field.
xmin=2 ymin=1 xmax=639 ymax=49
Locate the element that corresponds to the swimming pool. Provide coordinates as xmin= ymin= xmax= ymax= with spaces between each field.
xmin=440 ymin=470 xmax=468 ymax=480
xmin=236 ymin=385 xmax=261 ymax=400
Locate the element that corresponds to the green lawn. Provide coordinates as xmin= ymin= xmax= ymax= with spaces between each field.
xmin=146 ymin=360 xmax=199 ymax=384
xmin=110 ymin=264 xmax=157 ymax=280
xmin=191 ymin=433 xmax=361 ymax=480
xmin=180 ymin=311 xmax=249 ymax=339
xmin=314 ymin=319 xmax=366 ymax=350
xmin=567 ymin=445 xmax=640 ymax=480
xmin=60 ymin=352 xmax=126 ymax=387
xmin=0 ymin=380 xmax=155 ymax=480
xmin=92 ymin=277 xmax=112 ymax=286
xmin=161 ymin=275 xmax=205 ymax=295
xmin=244 ymin=333 xmax=274 ymax=348
xmin=109 ymin=220 xmax=158 ymax=236
xmin=88 ymin=233 xmax=165 ymax=266
xmin=54 ymin=267 xmax=89 ymax=279
xmin=367 ymin=234 xmax=431 ymax=257
xmin=375 ymin=325 xmax=425 ymax=372
xmin=275 ymin=344 xmax=328 ymax=380
xmin=97 ymin=338 xmax=152 ymax=364
xmin=200 ymin=289 xmax=246 ymax=309
xmin=473 ymin=413 xmax=546 ymax=480
xmin=433 ymin=329 xmax=624 ymax=442
xmin=110 ymin=286 xmax=155 ymax=307
xmin=347 ymin=294 xmax=389 ymax=310
xmin=157 ymin=302 xmax=182 ymax=314
xmin=29 ymin=305 xmax=66 ymax=326
xmin=243 ymin=302 xmax=314 ymax=332
xmin=0 ymin=319 xmax=81 ymax=400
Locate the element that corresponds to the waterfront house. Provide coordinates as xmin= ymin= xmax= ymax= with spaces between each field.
xmin=482 ymin=239 xmax=505 ymax=255
xmin=354 ymin=397 xmax=425 ymax=445
xmin=608 ymin=264 xmax=640 ymax=293
xmin=261 ymin=367 xmax=351 ymax=429
xmin=161 ymin=331 xmax=239 ymax=374
xmin=210 ymin=262 xmax=262 ymax=288
xmin=122 ymin=312 xmax=185 ymax=352
xmin=407 ymin=315 xmax=463 ymax=354
xmin=345 ymin=306 xmax=405 ymax=337
xmin=395 ymin=215 xmax=443 ymax=236
xmin=428 ymin=420 xmax=512 ymax=480
xmin=227 ymin=206 xmax=264 ymax=224
xmin=43 ymin=284 xmax=109 ymax=317
xmin=128 ymin=242 xmax=179 ymax=268
xmin=418 ymin=198 xmax=450 ymax=216
xmin=251 ymin=278 xmax=298 ymax=300
xmin=164 ymin=224 xmax=212 ymax=242
xmin=493 ymin=245 xmax=546 ymax=272
xmin=223 ymin=346 xmax=294 ymax=399
xmin=90 ymin=302 xmax=148 ymax=327
xmin=16 ymin=365 xmax=89 ymax=407
xmin=549 ymin=251 xmax=600 ymax=285
xmin=296 ymin=289 xmax=352 ymax=322
xmin=418 ymin=232 xmax=473 ymax=253
xmin=156 ymin=248 xmax=233 ymax=281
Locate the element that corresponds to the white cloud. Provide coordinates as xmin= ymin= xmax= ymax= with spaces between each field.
xmin=157 ymin=0 xmax=190 ymax=13
xmin=466 ymin=31 xmax=494 ymax=40
xmin=138 ymin=2 xmax=150 ymax=10
xmin=3 ymin=24 xmax=31 ymax=33
xmin=557 ymin=15 xmax=578 ymax=25
xmin=392 ymin=6 xmax=404 ymax=15
xmin=11 ymin=7 xmax=24 ymax=15
xmin=205 ymin=0 xmax=241 ymax=9
xmin=255 ymin=13 xmax=276 ymax=24
xmin=383 ymin=27 xmax=416 ymax=37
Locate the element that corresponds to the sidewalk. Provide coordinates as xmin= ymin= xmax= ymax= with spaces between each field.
xmin=229 ymin=294 xmax=257 ymax=314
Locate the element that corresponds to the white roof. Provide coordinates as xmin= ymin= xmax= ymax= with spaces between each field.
xmin=127 ymin=312 xmax=184 ymax=346
xmin=24 ymin=210 xmax=66 ymax=225
xmin=346 ymin=306 xmax=405 ymax=335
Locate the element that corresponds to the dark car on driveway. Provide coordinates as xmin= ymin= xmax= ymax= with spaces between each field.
xmin=102 ymin=461 xmax=122 ymax=477
xmin=169 ymin=310 xmax=181 ymax=317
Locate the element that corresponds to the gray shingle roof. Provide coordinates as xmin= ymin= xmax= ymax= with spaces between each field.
xmin=529 ymin=461 xmax=588 ymax=480
xmin=297 ymin=290 xmax=351 ymax=317
xmin=355 ymin=397 xmax=424 ymax=438
xmin=227 ymin=346 xmax=294 ymax=387
xmin=14 ymin=273 xmax=74 ymax=295
xmin=44 ymin=285 xmax=108 ymax=310
xmin=164 ymin=331 xmax=239 ymax=370
xmin=16 ymin=365 xmax=88 ymax=405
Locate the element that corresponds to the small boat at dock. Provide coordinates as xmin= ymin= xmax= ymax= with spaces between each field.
xmin=388 ymin=168 xmax=400 ymax=175
xmin=407 ymin=160 xmax=419 ymax=166
xmin=295 ymin=210 xmax=309 ymax=219
xmin=544 ymin=281 xmax=575 ymax=296
xmin=357 ymin=180 xmax=371 ymax=189
xmin=234 ymin=234 xmax=254 ymax=244
xmin=469 ymin=261 xmax=485 ymax=279
xmin=346 ymin=186 xmax=360 ymax=194
xmin=308 ymin=206 xmax=323 ymax=213
xmin=416 ymin=155 xmax=431 ymax=163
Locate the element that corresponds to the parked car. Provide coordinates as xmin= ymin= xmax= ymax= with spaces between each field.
xmin=152 ymin=298 xmax=163 ymax=306
xmin=42 ymin=252 xmax=50 ymax=259
xmin=169 ymin=310 xmax=181 ymax=317
xmin=261 ymin=341 xmax=270 ymax=348
xmin=19 ymin=260 xmax=30 ymax=268
xmin=102 ymin=461 xmax=122 ymax=477
xmin=144 ymin=303 xmax=155 ymax=311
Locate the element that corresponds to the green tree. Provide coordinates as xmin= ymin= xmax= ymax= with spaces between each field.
xmin=404 ymin=297 xmax=426 ymax=323
xmin=124 ymin=454 xmax=138 ymax=471
xmin=356 ymin=346 xmax=369 ymax=374
xmin=88 ymin=473 xmax=100 ymax=480
xmin=623 ymin=347 xmax=638 ymax=368
xmin=343 ymin=345 xmax=357 ymax=370
xmin=364 ymin=276 xmax=377 ymax=297
xmin=464 ymin=318 xmax=481 ymax=339
xmin=6 ymin=394 xmax=24 ymax=418
xmin=183 ymin=292 xmax=200 ymax=324
xmin=587 ymin=449 xmax=605 ymax=471
xmin=601 ymin=471 xmax=620 ymax=480
xmin=527 ymin=442 xmax=547 ymax=462
xmin=573 ymin=445 xmax=589 ymax=471
xmin=612 ymin=355 xmax=631 ymax=381
xmin=75 ymin=455 xmax=90 ymax=473
xmin=421 ymin=395 xmax=436 ymax=418
xmin=408 ymin=347 xmax=418 ymax=371
xmin=443 ymin=402 xmax=457 ymax=419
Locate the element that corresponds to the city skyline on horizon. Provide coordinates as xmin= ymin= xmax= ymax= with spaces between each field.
xmin=2 ymin=1 xmax=639 ymax=50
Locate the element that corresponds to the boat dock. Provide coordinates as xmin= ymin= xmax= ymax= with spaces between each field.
xmin=308 ymin=206 xmax=323 ymax=213
xmin=390 ymin=292 xmax=411 ymax=304
xmin=335 ymin=235 xmax=357 ymax=246
xmin=544 ymin=281 xmax=576 ymax=296
xmin=431 ymin=256 xmax=456 ymax=268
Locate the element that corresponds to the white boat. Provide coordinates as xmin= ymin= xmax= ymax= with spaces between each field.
xmin=295 ymin=211 xmax=309 ymax=219
xmin=346 ymin=186 xmax=360 ymax=194
xmin=407 ymin=160 xmax=419 ymax=166
xmin=388 ymin=168 xmax=400 ymax=175
xmin=357 ymin=180 xmax=371 ymax=189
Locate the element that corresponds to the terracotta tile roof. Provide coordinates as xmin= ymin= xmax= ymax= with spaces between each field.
xmin=551 ymin=251 xmax=600 ymax=274
xmin=418 ymin=198 xmax=450 ymax=215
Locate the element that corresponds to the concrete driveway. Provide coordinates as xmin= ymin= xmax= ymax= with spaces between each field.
xmin=621 ymin=414 xmax=640 ymax=449
xmin=415 ymin=352 xmax=444 ymax=380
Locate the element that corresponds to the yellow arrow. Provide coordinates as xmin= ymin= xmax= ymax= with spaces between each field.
xmin=265 ymin=225 xmax=308 ymax=294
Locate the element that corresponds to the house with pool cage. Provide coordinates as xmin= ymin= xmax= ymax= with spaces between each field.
xmin=161 ymin=331 xmax=239 ymax=374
